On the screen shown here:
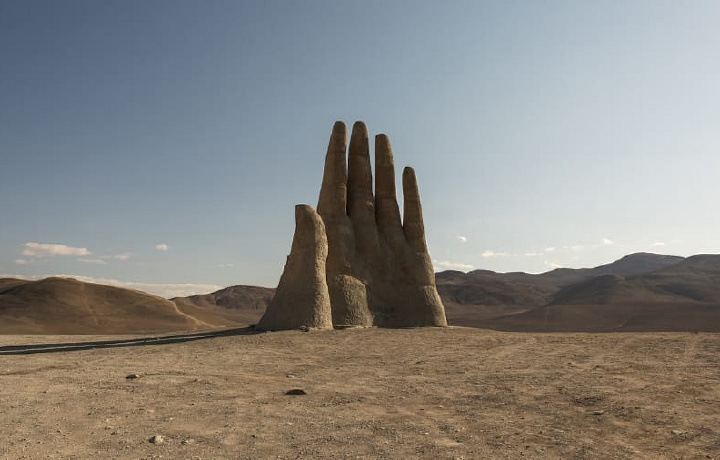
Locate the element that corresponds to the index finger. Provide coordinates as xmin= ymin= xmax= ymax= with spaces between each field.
xmin=317 ymin=121 xmax=348 ymax=217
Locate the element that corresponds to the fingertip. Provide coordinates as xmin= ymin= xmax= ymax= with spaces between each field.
xmin=375 ymin=133 xmax=391 ymax=147
xmin=402 ymin=167 xmax=417 ymax=198
xmin=375 ymin=134 xmax=394 ymax=170
xmin=328 ymin=121 xmax=348 ymax=153
xmin=352 ymin=121 xmax=368 ymax=138
xmin=402 ymin=166 xmax=417 ymax=183
xmin=295 ymin=203 xmax=317 ymax=219
xmin=332 ymin=120 xmax=346 ymax=133
xmin=350 ymin=122 xmax=369 ymax=151
xmin=329 ymin=121 xmax=348 ymax=154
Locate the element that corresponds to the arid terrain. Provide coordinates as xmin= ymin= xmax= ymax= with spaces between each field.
xmin=4 ymin=252 xmax=720 ymax=334
xmin=2 ymin=253 xmax=719 ymax=457
xmin=1 ymin=327 xmax=718 ymax=459
xmin=0 ymin=278 xmax=263 ymax=335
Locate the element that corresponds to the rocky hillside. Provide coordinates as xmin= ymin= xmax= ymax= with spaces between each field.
xmin=172 ymin=285 xmax=274 ymax=326
xmin=437 ymin=252 xmax=686 ymax=308
xmin=552 ymin=254 xmax=720 ymax=306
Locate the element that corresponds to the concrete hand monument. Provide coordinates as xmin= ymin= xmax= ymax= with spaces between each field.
xmin=258 ymin=121 xmax=447 ymax=330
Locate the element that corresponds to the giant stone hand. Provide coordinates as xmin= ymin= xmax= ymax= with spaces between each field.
xmin=258 ymin=121 xmax=447 ymax=330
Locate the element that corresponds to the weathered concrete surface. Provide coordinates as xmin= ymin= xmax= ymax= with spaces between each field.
xmin=258 ymin=121 xmax=447 ymax=329
xmin=257 ymin=205 xmax=333 ymax=330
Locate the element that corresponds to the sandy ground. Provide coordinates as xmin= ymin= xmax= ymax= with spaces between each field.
xmin=0 ymin=327 xmax=718 ymax=459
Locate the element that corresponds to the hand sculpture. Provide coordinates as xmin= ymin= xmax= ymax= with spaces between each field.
xmin=258 ymin=121 xmax=447 ymax=330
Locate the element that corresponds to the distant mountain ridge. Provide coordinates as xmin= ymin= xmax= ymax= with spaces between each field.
xmin=481 ymin=254 xmax=720 ymax=332
xmin=2 ymin=252 xmax=720 ymax=333
xmin=172 ymin=285 xmax=274 ymax=326
xmin=586 ymin=252 xmax=685 ymax=277
xmin=172 ymin=285 xmax=274 ymax=310
xmin=178 ymin=252 xmax=718 ymax=331
xmin=552 ymin=254 xmax=720 ymax=306
xmin=437 ymin=252 xmax=687 ymax=308
xmin=433 ymin=252 xmax=720 ymax=331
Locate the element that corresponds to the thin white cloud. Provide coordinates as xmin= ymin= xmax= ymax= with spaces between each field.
xmin=652 ymin=242 xmax=666 ymax=247
xmin=15 ymin=259 xmax=28 ymax=265
xmin=0 ymin=274 xmax=223 ymax=299
xmin=22 ymin=242 xmax=91 ymax=257
xmin=544 ymin=247 xmax=555 ymax=252
xmin=524 ymin=251 xmax=543 ymax=257
xmin=77 ymin=258 xmax=108 ymax=265
xmin=456 ymin=236 xmax=468 ymax=243
xmin=97 ymin=253 xmax=131 ymax=262
xmin=217 ymin=263 xmax=235 ymax=268
xmin=433 ymin=260 xmax=475 ymax=271
xmin=545 ymin=261 xmax=563 ymax=269
xmin=155 ymin=243 xmax=169 ymax=251
xmin=570 ymin=245 xmax=584 ymax=251
xmin=481 ymin=250 xmax=509 ymax=258
xmin=602 ymin=238 xmax=614 ymax=245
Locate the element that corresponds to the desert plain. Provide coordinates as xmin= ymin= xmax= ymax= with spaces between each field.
xmin=1 ymin=327 xmax=718 ymax=459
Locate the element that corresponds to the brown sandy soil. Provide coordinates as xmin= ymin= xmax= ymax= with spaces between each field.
xmin=0 ymin=328 xmax=718 ymax=459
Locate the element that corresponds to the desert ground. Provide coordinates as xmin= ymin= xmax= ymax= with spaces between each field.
xmin=1 ymin=327 xmax=718 ymax=459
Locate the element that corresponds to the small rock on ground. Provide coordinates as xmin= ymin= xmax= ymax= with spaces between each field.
xmin=285 ymin=389 xmax=307 ymax=395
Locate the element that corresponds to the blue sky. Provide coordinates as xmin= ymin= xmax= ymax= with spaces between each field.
xmin=1 ymin=1 xmax=719 ymax=296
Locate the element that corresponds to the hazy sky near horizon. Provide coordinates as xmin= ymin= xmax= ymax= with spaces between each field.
xmin=2 ymin=1 xmax=719 ymax=297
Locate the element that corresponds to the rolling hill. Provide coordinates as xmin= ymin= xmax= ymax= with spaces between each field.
xmin=0 ymin=277 xmax=236 ymax=334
